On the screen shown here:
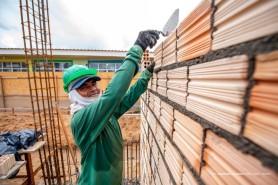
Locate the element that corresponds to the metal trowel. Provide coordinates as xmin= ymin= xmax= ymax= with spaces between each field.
xmin=159 ymin=8 xmax=179 ymax=37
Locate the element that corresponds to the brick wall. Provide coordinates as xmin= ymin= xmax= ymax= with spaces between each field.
xmin=140 ymin=0 xmax=278 ymax=184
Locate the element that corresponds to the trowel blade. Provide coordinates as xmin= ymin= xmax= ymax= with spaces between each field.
xmin=161 ymin=9 xmax=179 ymax=36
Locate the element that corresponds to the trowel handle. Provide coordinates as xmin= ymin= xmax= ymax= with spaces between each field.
xmin=157 ymin=30 xmax=167 ymax=37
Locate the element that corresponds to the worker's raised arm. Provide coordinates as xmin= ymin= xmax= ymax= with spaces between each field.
xmin=70 ymin=30 xmax=159 ymax=153
xmin=113 ymin=62 xmax=155 ymax=119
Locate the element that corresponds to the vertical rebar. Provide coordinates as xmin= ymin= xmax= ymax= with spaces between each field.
xmin=19 ymin=0 xmax=68 ymax=184
xmin=66 ymin=146 xmax=72 ymax=184
xmin=122 ymin=144 xmax=125 ymax=183
xmin=127 ymin=143 xmax=129 ymax=181
xmin=33 ymin=0 xmax=55 ymax=183
xmin=138 ymin=138 xmax=140 ymax=183
xmin=136 ymin=143 xmax=138 ymax=181
xmin=19 ymin=0 xmax=53 ymax=184
xmin=131 ymin=142 xmax=133 ymax=181
xmin=41 ymin=0 xmax=62 ymax=183
xmin=48 ymin=4 xmax=66 ymax=181
xmin=74 ymin=146 xmax=78 ymax=182
xmin=29 ymin=0 xmax=49 ymax=183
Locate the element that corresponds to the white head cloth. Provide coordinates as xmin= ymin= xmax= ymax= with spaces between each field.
xmin=69 ymin=89 xmax=101 ymax=116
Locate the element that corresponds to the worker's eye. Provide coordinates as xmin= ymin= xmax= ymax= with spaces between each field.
xmin=79 ymin=86 xmax=88 ymax=90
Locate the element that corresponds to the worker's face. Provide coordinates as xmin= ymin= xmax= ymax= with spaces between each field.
xmin=76 ymin=79 xmax=101 ymax=98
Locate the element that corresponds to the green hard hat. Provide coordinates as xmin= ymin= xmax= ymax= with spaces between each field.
xmin=63 ymin=65 xmax=100 ymax=93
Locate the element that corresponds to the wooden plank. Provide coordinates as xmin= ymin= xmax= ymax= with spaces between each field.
xmin=18 ymin=141 xmax=46 ymax=154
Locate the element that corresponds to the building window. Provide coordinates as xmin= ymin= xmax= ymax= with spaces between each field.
xmin=0 ymin=62 xmax=27 ymax=72
xmin=88 ymin=60 xmax=123 ymax=72
xmin=35 ymin=60 xmax=73 ymax=72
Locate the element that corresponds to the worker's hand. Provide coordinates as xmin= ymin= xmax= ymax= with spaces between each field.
xmin=146 ymin=62 xmax=155 ymax=73
xmin=134 ymin=30 xmax=160 ymax=51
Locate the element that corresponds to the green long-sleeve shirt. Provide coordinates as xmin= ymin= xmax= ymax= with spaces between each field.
xmin=70 ymin=45 xmax=152 ymax=185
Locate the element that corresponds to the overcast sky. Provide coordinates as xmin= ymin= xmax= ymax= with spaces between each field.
xmin=0 ymin=0 xmax=201 ymax=51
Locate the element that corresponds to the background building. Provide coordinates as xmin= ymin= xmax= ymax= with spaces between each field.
xmin=0 ymin=48 xmax=154 ymax=109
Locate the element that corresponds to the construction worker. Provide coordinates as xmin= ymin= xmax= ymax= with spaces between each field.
xmin=62 ymin=30 xmax=160 ymax=184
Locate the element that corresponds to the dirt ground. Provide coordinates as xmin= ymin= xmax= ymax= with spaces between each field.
xmin=0 ymin=110 xmax=141 ymax=184
xmin=0 ymin=110 xmax=140 ymax=144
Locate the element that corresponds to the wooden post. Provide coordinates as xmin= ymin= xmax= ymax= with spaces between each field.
xmin=0 ymin=76 xmax=5 ymax=109
xmin=25 ymin=153 xmax=35 ymax=185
